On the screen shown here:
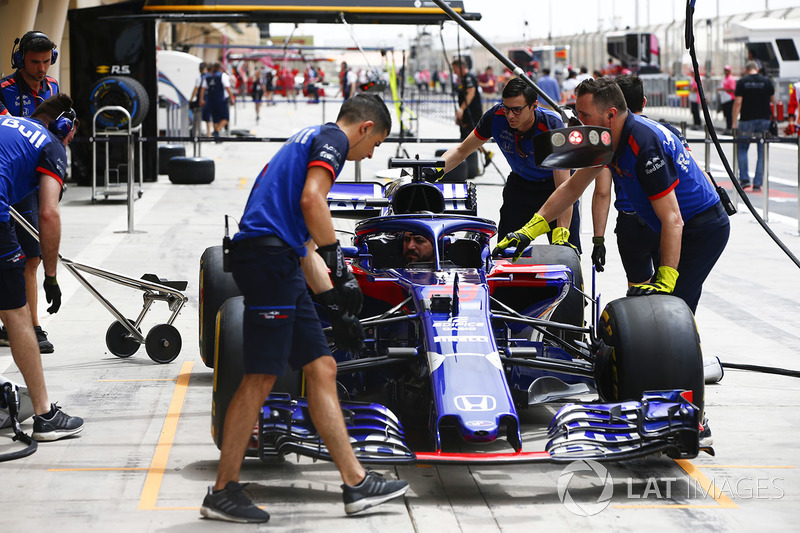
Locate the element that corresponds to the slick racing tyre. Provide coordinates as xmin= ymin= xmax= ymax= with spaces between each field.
xmin=199 ymin=246 xmax=240 ymax=368
xmin=596 ymin=295 xmax=704 ymax=414
xmin=212 ymin=297 xmax=301 ymax=452
xmin=89 ymin=76 xmax=150 ymax=129
xmin=168 ymin=157 xmax=215 ymax=184
xmin=158 ymin=145 xmax=186 ymax=175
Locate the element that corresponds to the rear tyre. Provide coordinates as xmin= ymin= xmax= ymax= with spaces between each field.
xmin=596 ymin=295 xmax=704 ymax=414
xmin=168 ymin=157 xmax=215 ymax=184
xmin=212 ymin=297 xmax=302 ymax=451
xmin=199 ymin=246 xmax=240 ymax=368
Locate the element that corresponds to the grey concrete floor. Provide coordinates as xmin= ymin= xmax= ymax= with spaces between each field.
xmin=1 ymin=97 xmax=799 ymax=532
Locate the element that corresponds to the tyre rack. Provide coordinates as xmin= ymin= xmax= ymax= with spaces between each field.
xmin=9 ymin=207 xmax=188 ymax=364
xmin=91 ymin=105 xmax=144 ymax=205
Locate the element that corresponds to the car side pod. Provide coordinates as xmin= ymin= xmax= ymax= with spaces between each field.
xmin=545 ymin=390 xmax=711 ymax=462
xmin=532 ymin=126 xmax=614 ymax=170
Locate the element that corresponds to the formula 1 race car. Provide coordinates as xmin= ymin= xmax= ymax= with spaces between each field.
xmin=199 ymin=160 xmax=710 ymax=465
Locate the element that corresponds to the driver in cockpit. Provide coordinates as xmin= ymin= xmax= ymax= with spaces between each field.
xmin=402 ymin=232 xmax=434 ymax=264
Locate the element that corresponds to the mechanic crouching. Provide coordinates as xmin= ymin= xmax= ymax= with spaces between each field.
xmin=201 ymin=94 xmax=408 ymax=524
xmin=0 ymin=94 xmax=83 ymax=441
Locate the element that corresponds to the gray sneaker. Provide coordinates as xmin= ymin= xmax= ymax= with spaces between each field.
xmin=35 ymin=326 xmax=54 ymax=354
xmin=32 ymin=403 xmax=83 ymax=441
xmin=200 ymin=481 xmax=270 ymax=523
xmin=342 ymin=471 xmax=409 ymax=515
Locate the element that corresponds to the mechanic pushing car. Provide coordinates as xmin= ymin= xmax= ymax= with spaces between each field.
xmin=201 ymin=94 xmax=408 ymax=524
xmin=402 ymin=232 xmax=434 ymax=263
xmin=495 ymin=77 xmax=730 ymax=315
xmin=0 ymin=93 xmax=83 ymax=441
xmin=0 ymin=30 xmax=61 ymax=354
xmin=432 ymin=77 xmax=581 ymax=251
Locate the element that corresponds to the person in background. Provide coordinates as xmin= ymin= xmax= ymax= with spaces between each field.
xmin=199 ymin=62 xmax=236 ymax=142
xmin=717 ymin=65 xmax=736 ymax=134
xmin=250 ymin=67 xmax=264 ymax=123
xmin=451 ymin=58 xmax=483 ymax=141
xmin=478 ymin=66 xmax=497 ymax=100
xmin=189 ymin=62 xmax=212 ymax=136
xmin=561 ymin=69 xmax=580 ymax=110
xmin=732 ymin=60 xmax=775 ymax=191
xmin=536 ymin=68 xmax=561 ymax=109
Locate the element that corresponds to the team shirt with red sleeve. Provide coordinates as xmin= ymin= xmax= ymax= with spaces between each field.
xmin=233 ymin=123 xmax=349 ymax=255
xmin=474 ymin=103 xmax=564 ymax=182
xmin=608 ymin=112 xmax=718 ymax=232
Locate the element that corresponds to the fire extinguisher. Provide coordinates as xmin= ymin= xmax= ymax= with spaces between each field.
xmin=777 ymin=100 xmax=785 ymax=122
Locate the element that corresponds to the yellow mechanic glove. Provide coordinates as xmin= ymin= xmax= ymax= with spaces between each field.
xmin=492 ymin=213 xmax=551 ymax=262
xmin=550 ymin=227 xmax=578 ymax=251
xmin=627 ymin=265 xmax=679 ymax=296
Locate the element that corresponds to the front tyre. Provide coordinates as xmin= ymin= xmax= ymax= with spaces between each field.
xmin=596 ymin=295 xmax=704 ymax=414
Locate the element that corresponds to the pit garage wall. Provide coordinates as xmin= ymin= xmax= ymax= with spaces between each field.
xmin=68 ymin=0 xmax=157 ymax=185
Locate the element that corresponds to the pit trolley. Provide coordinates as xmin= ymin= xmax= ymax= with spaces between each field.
xmin=9 ymin=207 xmax=188 ymax=364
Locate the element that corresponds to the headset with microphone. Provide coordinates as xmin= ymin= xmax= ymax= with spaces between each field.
xmin=10 ymin=31 xmax=57 ymax=70
xmin=49 ymin=108 xmax=76 ymax=140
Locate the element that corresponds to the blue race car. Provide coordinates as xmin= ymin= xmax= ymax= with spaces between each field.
xmin=199 ymin=160 xmax=710 ymax=465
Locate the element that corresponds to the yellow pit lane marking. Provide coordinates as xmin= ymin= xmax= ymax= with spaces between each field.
xmin=98 ymin=379 xmax=177 ymax=382
xmin=138 ymin=361 xmax=194 ymax=511
xmin=614 ymin=459 xmax=738 ymax=509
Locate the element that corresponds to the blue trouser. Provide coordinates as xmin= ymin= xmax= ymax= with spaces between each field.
xmin=673 ymin=202 xmax=730 ymax=313
xmin=736 ymin=118 xmax=770 ymax=187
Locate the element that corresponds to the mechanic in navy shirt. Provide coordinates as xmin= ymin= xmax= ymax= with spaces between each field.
xmin=496 ymin=77 xmax=729 ymax=313
xmin=436 ymin=77 xmax=581 ymax=251
xmin=0 ymin=93 xmax=83 ymax=441
xmin=591 ymin=74 xmax=695 ymax=287
xmin=202 ymin=94 xmax=408 ymax=524
xmin=0 ymin=31 xmax=61 ymax=354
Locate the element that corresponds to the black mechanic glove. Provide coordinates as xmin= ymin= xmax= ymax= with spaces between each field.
xmin=43 ymin=275 xmax=62 ymax=314
xmin=591 ymin=236 xmax=606 ymax=272
xmin=315 ymin=288 xmax=365 ymax=353
xmin=420 ymin=167 xmax=444 ymax=183
xmin=316 ymin=241 xmax=363 ymax=315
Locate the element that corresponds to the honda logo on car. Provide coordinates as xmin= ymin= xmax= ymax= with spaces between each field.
xmin=454 ymin=395 xmax=496 ymax=412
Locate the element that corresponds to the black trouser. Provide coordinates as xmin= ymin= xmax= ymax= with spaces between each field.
xmin=498 ymin=173 xmax=582 ymax=253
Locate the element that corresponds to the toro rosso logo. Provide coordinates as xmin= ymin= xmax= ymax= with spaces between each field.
xmin=258 ymin=310 xmax=288 ymax=320
xmin=454 ymin=395 xmax=496 ymax=412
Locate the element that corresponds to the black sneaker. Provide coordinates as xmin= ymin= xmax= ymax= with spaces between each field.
xmin=35 ymin=326 xmax=54 ymax=354
xmin=699 ymin=418 xmax=713 ymax=447
xmin=32 ymin=403 xmax=84 ymax=441
xmin=200 ymin=481 xmax=270 ymax=523
xmin=342 ymin=471 xmax=409 ymax=515
xmin=0 ymin=326 xmax=8 ymax=347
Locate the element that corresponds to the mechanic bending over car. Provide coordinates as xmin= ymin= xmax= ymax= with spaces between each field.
xmin=431 ymin=77 xmax=581 ymax=252
xmin=0 ymin=94 xmax=83 ymax=441
xmin=402 ymin=232 xmax=434 ymax=263
xmin=591 ymin=74 xmax=696 ymax=287
xmin=201 ymin=94 xmax=408 ymax=524
xmin=495 ymin=77 xmax=730 ymax=315
xmin=0 ymin=30 xmax=61 ymax=354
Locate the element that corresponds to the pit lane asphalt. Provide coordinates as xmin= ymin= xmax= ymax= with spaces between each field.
xmin=1 ymin=98 xmax=798 ymax=532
